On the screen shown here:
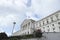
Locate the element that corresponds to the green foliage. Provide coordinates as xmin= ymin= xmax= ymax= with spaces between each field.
xmin=20 ymin=34 xmax=34 ymax=39
xmin=8 ymin=38 xmax=17 ymax=40
xmin=33 ymin=29 xmax=42 ymax=38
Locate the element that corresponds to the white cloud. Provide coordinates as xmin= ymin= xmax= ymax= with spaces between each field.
xmin=0 ymin=14 xmax=18 ymax=26
xmin=25 ymin=0 xmax=60 ymax=20
xmin=0 ymin=28 xmax=4 ymax=33
xmin=0 ymin=0 xmax=24 ymax=6
xmin=0 ymin=0 xmax=27 ymax=36
xmin=0 ymin=0 xmax=60 ymax=36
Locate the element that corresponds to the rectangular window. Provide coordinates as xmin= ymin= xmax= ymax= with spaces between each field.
xmin=53 ymin=28 xmax=55 ymax=30
xmin=58 ymin=22 xmax=60 ymax=24
xmin=53 ymin=31 xmax=56 ymax=32
xmin=48 ymin=29 xmax=50 ymax=32
xmin=28 ymin=22 xmax=30 ymax=25
xmin=39 ymin=23 xmax=41 ymax=27
xmin=39 ymin=22 xmax=41 ymax=27
xmin=52 ymin=24 xmax=54 ymax=26
xmin=46 ymin=19 xmax=49 ymax=24
xmin=43 ymin=27 xmax=45 ymax=29
xmin=59 ymin=27 xmax=60 ymax=29
xmin=44 ymin=31 xmax=45 ymax=32
xmin=43 ymin=21 xmax=44 ymax=25
xmin=51 ymin=17 xmax=53 ymax=22
xmin=47 ymin=26 xmax=49 ymax=28
xmin=55 ymin=14 xmax=58 ymax=20
xmin=47 ymin=20 xmax=48 ymax=24
xmin=28 ymin=32 xmax=29 ymax=34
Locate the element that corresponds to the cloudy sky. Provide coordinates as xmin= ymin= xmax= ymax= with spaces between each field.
xmin=0 ymin=0 xmax=60 ymax=36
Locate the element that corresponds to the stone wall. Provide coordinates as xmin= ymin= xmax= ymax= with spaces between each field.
xmin=21 ymin=32 xmax=60 ymax=40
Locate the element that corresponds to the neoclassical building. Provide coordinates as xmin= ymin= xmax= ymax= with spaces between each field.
xmin=12 ymin=19 xmax=35 ymax=36
xmin=35 ymin=10 xmax=60 ymax=32
xmin=12 ymin=10 xmax=60 ymax=36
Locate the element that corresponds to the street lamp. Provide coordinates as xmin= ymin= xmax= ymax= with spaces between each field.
xmin=12 ymin=22 xmax=16 ymax=34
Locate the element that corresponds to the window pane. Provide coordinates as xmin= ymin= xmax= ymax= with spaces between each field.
xmin=53 ymin=28 xmax=55 ymax=30
xmin=52 ymin=24 xmax=54 ymax=26
xmin=58 ymin=22 xmax=60 ymax=24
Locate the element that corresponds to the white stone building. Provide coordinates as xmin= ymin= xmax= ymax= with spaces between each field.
xmin=12 ymin=19 xmax=35 ymax=36
xmin=35 ymin=10 xmax=60 ymax=32
xmin=12 ymin=10 xmax=60 ymax=36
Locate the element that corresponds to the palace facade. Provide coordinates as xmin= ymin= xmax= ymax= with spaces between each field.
xmin=12 ymin=10 xmax=60 ymax=36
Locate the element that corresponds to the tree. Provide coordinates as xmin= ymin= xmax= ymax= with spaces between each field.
xmin=33 ymin=29 xmax=42 ymax=38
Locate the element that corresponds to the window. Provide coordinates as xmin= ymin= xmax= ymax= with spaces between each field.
xmin=59 ymin=27 xmax=60 ymax=29
xmin=44 ymin=31 xmax=45 ymax=32
xmin=43 ymin=27 xmax=45 ymax=29
xmin=28 ymin=32 xmax=29 ymax=34
xmin=46 ymin=19 xmax=49 ymax=24
xmin=36 ymin=23 xmax=38 ymax=27
xmin=51 ymin=17 xmax=53 ymax=22
xmin=37 ymin=22 xmax=39 ymax=27
xmin=32 ymin=21 xmax=34 ymax=23
xmin=48 ymin=29 xmax=50 ymax=32
xmin=58 ymin=22 xmax=60 ymax=24
xmin=43 ymin=21 xmax=44 ymax=25
xmin=39 ymin=23 xmax=41 ymax=27
xmin=28 ymin=22 xmax=30 ymax=25
xmin=25 ymin=32 xmax=26 ymax=35
xmin=39 ymin=22 xmax=41 ymax=27
xmin=55 ymin=14 xmax=58 ymax=20
xmin=52 ymin=24 xmax=54 ymax=26
xmin=47 ymin=20 xmax=48 ymax=24
xmin=47 ymin=26 xmax=49 ymax=28
xmin=26 ymin=24 xmax=27 ymax=26
xmin=53 ymin=28 xmax=55 ymax=30
xmin=53 ymin=31 xmax=56 ymax=32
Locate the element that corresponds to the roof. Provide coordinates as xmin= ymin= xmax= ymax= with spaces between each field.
xmin=21 ymin=19 xmax=35 ymax=26
xmin=37 ymin=10 xmax=60 ymax=22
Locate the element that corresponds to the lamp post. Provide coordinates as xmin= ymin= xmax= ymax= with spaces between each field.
xmin=12 ymin=22 xmax=16 ymax=34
